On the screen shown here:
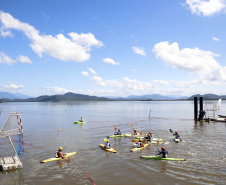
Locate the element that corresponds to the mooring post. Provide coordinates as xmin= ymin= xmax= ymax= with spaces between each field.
xmin=199 ymin=97 xmax=203 ymax=111
xmin=194 ymin=97 xmax=198 ymax=120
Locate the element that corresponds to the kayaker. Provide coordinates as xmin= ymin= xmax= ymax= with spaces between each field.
xmin=104 ymin=140 xmax=112 ymax=149
xmin=173 ymin=132 xmax=180 ymax=139
xmin=80 ymin=117 xmax=83 ymax=122
xmin=147 ymin=132 xmax=152 ymax=141
xmin=157 ymin=147 xmax=168 ymax=158
xmin=136 ymin=139 xmax=144 ymax=148
xmin=56 ymin=147 xmax=65 ymax=158
xmin=133 ymin=129 xmax=138 ymax=135
xmin=114 ymin=129 xmax=121 ymax=135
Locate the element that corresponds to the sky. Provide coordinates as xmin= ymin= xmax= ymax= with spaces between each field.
xmin=1 ymin=0 xmax=226 ymax=97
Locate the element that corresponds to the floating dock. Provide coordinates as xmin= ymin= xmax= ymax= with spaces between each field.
xmin=0 ymin=156 xmax=22 ymax=171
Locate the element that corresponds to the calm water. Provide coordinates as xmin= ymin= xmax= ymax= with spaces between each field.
xmin=0 ymin=101 xmax=225 ymax=185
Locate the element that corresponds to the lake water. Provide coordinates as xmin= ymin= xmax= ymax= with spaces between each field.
xmin=0 ymin=101 xmax=225 ymax=185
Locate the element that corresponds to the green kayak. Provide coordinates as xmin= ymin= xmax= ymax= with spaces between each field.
xmin=74 ymin=121 xmax=88 ymax=124
xmin=107 ymin=135 xmax=125 ymax=138
xmin=140 ymin=155 xmax=186 ymax=161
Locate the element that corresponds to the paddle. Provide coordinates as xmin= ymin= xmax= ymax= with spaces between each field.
xmin=156 ymin=141 xmax=159 ymax=155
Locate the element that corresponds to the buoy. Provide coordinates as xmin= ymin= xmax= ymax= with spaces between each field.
xmin=58 ymin=129 xmax=60 ymax=132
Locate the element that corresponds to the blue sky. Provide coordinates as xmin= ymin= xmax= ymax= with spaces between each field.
xmin=1 ymin=0 xmax=226 ymax=97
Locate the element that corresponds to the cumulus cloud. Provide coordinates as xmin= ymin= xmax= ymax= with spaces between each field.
xmin=17 ymin=55 xmax=32 ymax=64
xmin=132 ymin=46 xmax=146 ymax=56
xmin=103 ymin=57 xmax=120 ymax=65
xmin=185 ymin=0 xmax=226 ymax=16
xmin=1 ymin=82 xmax=24 ymax=93
xmin=213 ymin=36 xmax=220 ymax=41
xmin=152 ymin=41 xmax=226 ymax=81
xmin=88 ymin=67 xmax=97 ymax=74
xmin=46 ymin=87 xmax=70 ymax=94
xmin=0 ymin=11 xmax=103 ymax=62
xmin=0 ymin=52 xmax=32 ymax=65
xmin=81 ymin=71 xmax=89 ymax=76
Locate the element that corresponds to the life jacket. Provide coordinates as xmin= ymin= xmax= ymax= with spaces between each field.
xmin=105 ymin=143 xmax=111 ymax=149
xmin=137 ymin=141 xmax=143 ymax=148
xmin=56 ymin=150 xmax=60 ymax=158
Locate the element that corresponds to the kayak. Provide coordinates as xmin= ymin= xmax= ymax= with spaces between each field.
xmin=40 ymin=152 xmax=77 ymax=163
xmin=124 ymin=133 xmax=140 ymax=137
xmin=132 ymin=139 xmax=164 ymax=144
xmin=130 ymin=143 xmax=149 ymax=152
xmin=140 ymin=155 xmax=186 ymax=161
xmin=173 ymin=137 xmax=181 ymax=143
xmin=99 ymin=144 xmax=117 ymax=153
xmin=136 ymin=136 xmax=165 ymax=141
xmin=107 ymin=135 xmax=125 ymax=138
xmin=74 ymin=121 xmax=88 ymax=124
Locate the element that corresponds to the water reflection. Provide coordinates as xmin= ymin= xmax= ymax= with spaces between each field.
xmin=1 ymin=169 xmax=24 ymax=185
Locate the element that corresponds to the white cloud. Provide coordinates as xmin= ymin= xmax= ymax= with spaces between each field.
xmin=0 ymin=27 xmax=13 ymax=37
xmin=152 ymin=41 xmax=226 ymax=81
xmin=185 ymin=0 xmax=226 ymax=16
xmin=46 ymin=87 xmax=70 ymax=94
xmin=81 ymin=71 xmax=89 ymax=76
xmin=0 ymin=52 xmax=32 ymax=65
xmin=103 ymin=57 xmax=120 ymax=65
xmin=132 ymin=46 xmax=146 ymax=56
xmin=153 ymin=80 xmax=170 ymax=86
xmin=1 ymin=82 xmax=24 ymax=93
xmin=0 ymin=52 xmax=16 ymax=65
xmin=17 ymin=55 xmax=32 ymax=64
xmin=0 ymin=11 xmax=103 ymax=62
xmin=88 ymin=67 xmax=97 ymax=74
xmin=213 ymin=36 xmax=220 ymax=41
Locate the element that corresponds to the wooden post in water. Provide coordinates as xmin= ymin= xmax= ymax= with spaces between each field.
xmin=194 ymin=97 xmax=198 ymax=120
xmin=199 ymin=97 xmax=203 ymax=111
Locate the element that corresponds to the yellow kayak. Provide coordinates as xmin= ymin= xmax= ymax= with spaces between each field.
xmin=40 ymin=152 xmax=77 ymax=163
xmin=130 ymin=143 xmax=149 ymax=152
xmin=99 ymin=144 xmax=117 ymax=153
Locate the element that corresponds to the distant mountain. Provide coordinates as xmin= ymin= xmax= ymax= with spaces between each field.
xmin=108 ymin=94 xmax=184 ymax=100
xmin=0 ymin=92 xmax=111 ymax=102
xmin=188 ymin=94 xmax=226 ymax=100
xmin=0 ymin=91 xmax=33 ymax=100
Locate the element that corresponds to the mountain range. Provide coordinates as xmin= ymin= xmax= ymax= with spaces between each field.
xmin=0 ymin=91 xmax=224 ymax=102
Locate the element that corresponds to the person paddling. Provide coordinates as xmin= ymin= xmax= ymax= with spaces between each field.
xmin=173 ymin=132 xmax=180 ymax=139
xmin=136 ymin=139 xmax=144 ymax=148
xmin=56 ymin=147 xmax=65 ymax=159
xmin=147 ymin=132 xmax=152 ymax=141
xmin=104 ymin=140 xmax=112 ymax=149
xmin=114 ymin=129 xmax=121 ymax=135
xmin=133 ymin=129 xmax=138 ymax=135
xmin=157 ymin=147 xmax=168 ymax=158
xmin=80 ymin=117 xmax=83 ymax=122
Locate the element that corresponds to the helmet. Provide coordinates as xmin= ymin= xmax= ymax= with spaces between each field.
xmin=107 ymin=140 xmax=109 ymax=143
xmin=118 ymin=129 xmax=120 ymax=131
xmin=161 ymin=147 xmax=165 ymax=151
xmin=175 ymin=132 xmax=178 ymax=134
xmin=134 ymin=129 xmax=137 ymax=131
xmin=139 ymin=139 xmax=142 ymax=142
xmin=149 ymin=132 xmax=151 ymax=134
xmin=59 ymin=147 xmax=62 ymax=151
